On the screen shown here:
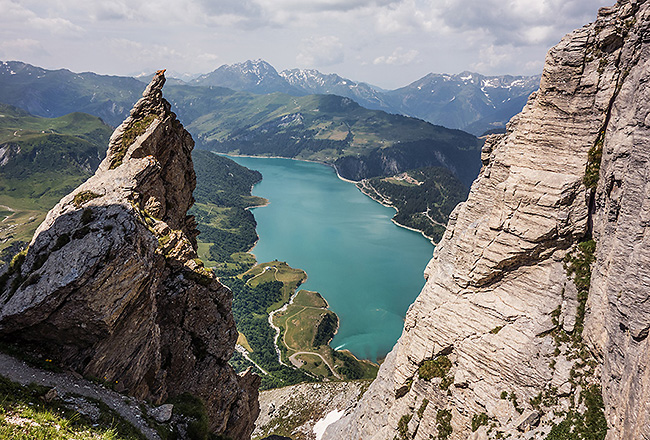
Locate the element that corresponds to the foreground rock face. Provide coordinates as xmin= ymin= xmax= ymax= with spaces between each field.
xmin=0 ymin=72 xmax=259 ymax=439
xmin=325 ymin=1 xmax=650 ymax=439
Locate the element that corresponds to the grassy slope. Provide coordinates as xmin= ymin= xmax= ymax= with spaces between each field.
xmin=0 ymin=375 xmax=144 ymax=440
xmin=190 ymin=149 xmax=266 ymax=274
xmin=164 ymin=86 xmax=482 ymax=185
xmin=0 ymin=104 xmax=112 ymax=262
xmin=0 ymin=62 xmax=143 ymax=128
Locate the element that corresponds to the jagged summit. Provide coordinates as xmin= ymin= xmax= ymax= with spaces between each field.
xmin=0 ymin=72 xmax=259 ymax=439
xmin=192 ymin=59 xmax=300 ymax=95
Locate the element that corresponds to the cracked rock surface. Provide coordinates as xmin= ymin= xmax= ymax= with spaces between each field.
xmin=324 ymin=1 xmax=650 ymax=439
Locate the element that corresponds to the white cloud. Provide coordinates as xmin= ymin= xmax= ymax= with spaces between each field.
xmin=373 ymin=48 xmax=419 ymax=65
xmin=0 ymin=1 xmax=83 ymax=34
xmin=433 ymin=0 xmax=604 ymax=47
xmin=0 ymin=38 xmax=46 ymax=58
xmin=0 ymin=0 xmax=610 ymax=88
xmin=91 ymin=2 xmax=135 ymax=21
xmin=297 ymin=36 xmax=344 ymax=67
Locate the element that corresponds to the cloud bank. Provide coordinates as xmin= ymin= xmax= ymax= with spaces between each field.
xmin=0 ymin=0 xmax=608 ymax=88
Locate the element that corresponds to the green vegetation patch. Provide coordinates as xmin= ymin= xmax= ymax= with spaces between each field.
xmin=584 ymin=132 xmax=604 ymax=189
xmin=359 ymin=167 xmax=468 ymax=242
xmin=0 ymin=374 xmax=144 ymax=440
xmin=418 ymin=355 xmax=452 ymax=381
xmin=72 ymin=191 xmax=101 ymax=208
xmin=436 ymin=409 xmax=453 ymax=440
xmin=0 ymin=107 xmax=111 ymax=256
xmin=471 ymin=412 xmax=489 ymax=432
xmin=110 ymin=114 xmax=156 ymax=169
xmin=565 ymin=239 xmax=596 ymax=338
xmin=546 ymin=385 xmax=607 ymax=440
xmin=223 ymin=274 xmax=314 ymax=390
xmin=190 ymin=150 xmax=265 ymax=276
xmin=167 ymin=393 xmax=210 ymax=440
xmin=397 ymin=414 xmax=412 ymax=440
xmin=417 ymin=399 xmax=429 ymax=418
xmin=332 ymin=349 xmax=377 ymax=381
xmin=0 ymin=249 xmax=27 ymax=293
xmin=490 ymin=325 xmax=503 ymax=334
xmin=312 ymin=312 xmax=339 ymax=347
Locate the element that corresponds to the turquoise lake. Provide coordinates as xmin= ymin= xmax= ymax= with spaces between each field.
xmin=227 ymin=156 xmax=434 ymax=361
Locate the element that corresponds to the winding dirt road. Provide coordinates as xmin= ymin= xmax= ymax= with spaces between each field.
xmin=288 ymin=352 xmax=341 ymax=380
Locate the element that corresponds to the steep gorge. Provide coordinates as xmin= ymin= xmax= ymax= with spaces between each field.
xmin=324 ymin=1 xmax=650 ymax=439
xmin=0 ymin=71 xmax=259 ymax=439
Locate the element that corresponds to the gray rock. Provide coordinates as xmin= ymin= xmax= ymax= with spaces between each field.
xmin=149 ymin=404 xmax=173 ymax=423
xmin=44 ymin=387 xmax=57 ymax=403
xmin=514 ymin=410 xmax=540 ymax=432
xmin=0 ymin=71 xmax=259 ymax=440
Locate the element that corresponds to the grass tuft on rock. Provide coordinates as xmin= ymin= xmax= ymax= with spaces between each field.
xmin=73 ymin=191 xmax=101 ymax=208
xmin=418 ymin=355 xmax=452 ymax=381
xmin=110 ymin=114 xmax=157 ymax=169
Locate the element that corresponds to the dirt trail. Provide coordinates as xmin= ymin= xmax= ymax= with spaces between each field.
xmin=289 ymin=352 xmax=341 ymax=380
xmin=0 ymin=352 xmax=161 ymax=440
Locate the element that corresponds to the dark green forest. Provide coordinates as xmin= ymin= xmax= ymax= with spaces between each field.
xmin=360 ymin=166 xmax=468 ymax=242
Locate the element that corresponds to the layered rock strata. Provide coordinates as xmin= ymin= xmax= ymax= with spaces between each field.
xmin=0 ymin=71 xmax=259 ymax=439
xmin=325 ymin=1 xmax=649 ymax=439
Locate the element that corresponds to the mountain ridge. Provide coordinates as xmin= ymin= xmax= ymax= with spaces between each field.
xmin=188 ymin=59 xmax=540 ymax=135
xmin=0 ymin=59 xmax=538 ymax=135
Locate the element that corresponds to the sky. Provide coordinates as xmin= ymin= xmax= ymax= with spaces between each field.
xmin=1 ymin=0 xmax=609 ymax=89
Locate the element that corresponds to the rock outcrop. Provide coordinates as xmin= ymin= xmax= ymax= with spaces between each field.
xmin=0 ymin=71 xmax=259 ymax=439
xmin=324 ymin=1 xmax=650 ymax=439
xmin=254 ymin=381 xmax=371 ymax=440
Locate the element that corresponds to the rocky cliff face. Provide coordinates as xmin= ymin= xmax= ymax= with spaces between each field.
xmin=0 ymin=71 xmax=259 ymax=439
xmin=324 ymin=1 xmax=650 ymax=439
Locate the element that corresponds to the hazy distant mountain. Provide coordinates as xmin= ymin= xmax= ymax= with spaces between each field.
xmin=0 ymin=61 xmax=143 ymax=127
xmin=0 ymin=102 xmax=111 ymax=205
xmin=385 ymin=72 xmax=541 ymax=134
xmin=279 ymin=68 xmax=391 ymax=111
xmin=191 ymin=59 xmax=301 ymax=95
xmin=0 ymin=60 xmax=481 ymax=185
xmin=133 ymin=71 xmax=190 ymax=86
xmin=189 ymin=60 xmax=540 ymax=135
xmin=0 ymin=60 xmax=539 ymax=136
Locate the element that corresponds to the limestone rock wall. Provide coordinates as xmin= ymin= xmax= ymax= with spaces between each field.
xmin=324 ymin=1 xmax=650 ymax=439
xmin=584 ymin=3 xmax=650 ymax=438
xmin=0 ymin=72 xmax=259 ymax=440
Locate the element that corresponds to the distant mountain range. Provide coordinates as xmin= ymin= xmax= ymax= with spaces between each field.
xmin=0 ymin=60 xmax=483 ymax=186
xmin=1 ymin=60 xmax=539 ymax=135
xmin=0 ymin=61 xmax=143 ymax=128
xmin=189 ymin=59 xmax=541 ymax=135
xmin=0 ymin=60 xmax=490 ymax=256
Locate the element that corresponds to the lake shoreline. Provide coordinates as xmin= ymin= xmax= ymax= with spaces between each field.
xmin=225 ymin=153 xmax=434 ymax=361
xmin=219 ymin=151 xmax=436 ymax=242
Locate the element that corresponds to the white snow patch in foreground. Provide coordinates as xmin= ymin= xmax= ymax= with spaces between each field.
xmin=313 ymin=409 xmax=345 ymax=440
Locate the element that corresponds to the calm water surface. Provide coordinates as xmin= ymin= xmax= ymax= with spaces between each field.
xmin=227 ymin=156 xmax=433 ymax=361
